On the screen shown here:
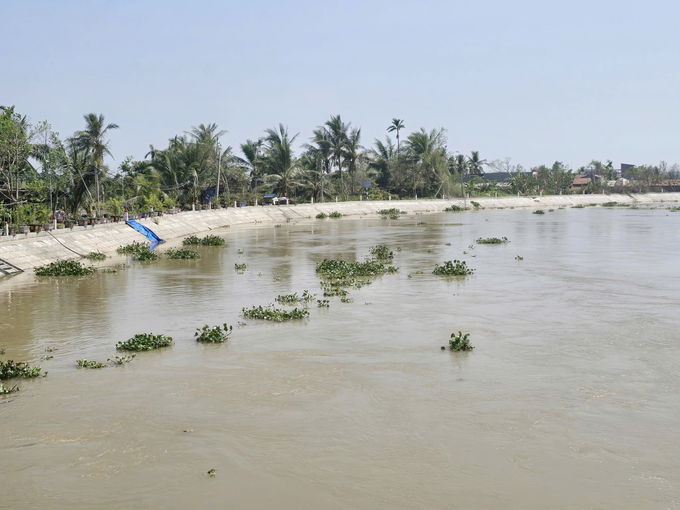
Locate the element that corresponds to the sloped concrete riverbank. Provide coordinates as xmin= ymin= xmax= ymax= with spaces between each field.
xmin=0 ymin=192 xmax=678 ymax=272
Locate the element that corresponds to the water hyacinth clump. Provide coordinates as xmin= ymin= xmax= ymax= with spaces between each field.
xmin=317 ymin=299 xmax=330 ymax=308
xmin=241 ymin=305 xmax=310 ymax=322
xmin=116 ymin=333 xmax=174 ymax=351
xmin=117 ymin=241 xmax=158 ymax=261
xmin=183 ymin=234 xmax=225 ymax=246
xmin=0 ymin=383 xmax=19 ymax=394
xmin=329 ymin=211 xmax=343 ymax=218
xmin=275 ymin=290 xmax=316 ymax=305
xmin=369 ymin=245 xmax=394 ymax=262
xmin=234 ymin=263 xmax=247 ymax=272
xmin=76 ymin=359 xmax=106 ymax=369
xmin=316 ymin=259 xmax=398 ymax=279
xmin=532 ymin=209 xmax=545 ymax=215
xmin=448 ymin=331 xmax=474 ymax=351
xmin=108 ymin=355 xmax=136 ymax=365
xmin=195 ymin=323 xmax=233 ymax=343
xmin=85 ymin=252 xmax=106 ymax=261
xmin=182 ymin=235 xmax=201 ymax=245
xmin=475 ymin=237 xmax=509 ymax=244
xmin=166 ymin=249 xmax=201 ymax=259
xmin=444 ymin=205 xmax=464 ymax=212
xmin=377 ymin=208 xmax=405 ymax=216
xmin=0 ymin=360 xmax=43 ymax=380
xmin=433 ymin=260 xmax=474 ymax=276
xmin=316 ymin=212 xmax=327 ymax=219
xmin=35 ymin=260 xmax=96 ymax=276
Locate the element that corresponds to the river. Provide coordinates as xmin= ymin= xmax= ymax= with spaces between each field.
xmin=1 ymin=206 xmax=679 ymax=509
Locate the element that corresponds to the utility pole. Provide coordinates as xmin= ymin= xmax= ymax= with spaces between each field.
xmin=95 ymin=165 xmax=100 ymax=217
xmin=319 ymin=157 xmax=324 ymax=203
xmin=215 ymin=139 xmax=221 ymax=203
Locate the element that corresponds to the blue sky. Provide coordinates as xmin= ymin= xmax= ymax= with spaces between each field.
xmin=2 ymin=0 xmax=679 ymax=170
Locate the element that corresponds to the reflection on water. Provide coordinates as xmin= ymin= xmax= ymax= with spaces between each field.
xmin=1 ymin=208 xmax=679 ymax=509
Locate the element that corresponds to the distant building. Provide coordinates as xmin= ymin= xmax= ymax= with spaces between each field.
xmin=572 ymin=174 xmax=592 ymax=189
xmin=620 ymin=164 xmax=636 ymax=179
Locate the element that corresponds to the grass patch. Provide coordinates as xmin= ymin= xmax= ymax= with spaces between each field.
xmin=116 ymin=333 xmax=173 ymax=351
xmin=475 ymin=237 xmax=509 ymax=244
xmin=166 ymin=249 xmax=200 ymax=259
xmin=433 ymin=260 xmax=474 ymax=276
xmin=195 ymin=323 xmax=232 ymax=343
xmin=241 ymin=305 xmax=310 ymax=322
xmin=35 ymin=260 xmax=95 ymax=276
xmin=0 ymin=360 xmax=43 ymax=380
xmin=85 ymin=252 xmax=106 ymax=261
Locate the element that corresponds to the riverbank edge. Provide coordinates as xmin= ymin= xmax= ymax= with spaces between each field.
xmin=1 ymin=192 xmax=678 ymax=272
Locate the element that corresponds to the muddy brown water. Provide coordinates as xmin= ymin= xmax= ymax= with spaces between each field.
xmin=1 ymin=207 xmax=679 ymax=509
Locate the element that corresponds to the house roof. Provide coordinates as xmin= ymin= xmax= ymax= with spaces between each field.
xmin=572 ymin=174 xmax=591 ymax=186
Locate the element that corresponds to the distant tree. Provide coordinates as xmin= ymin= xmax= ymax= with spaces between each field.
xmin=386 ymin=118 xmax=405 ymax=153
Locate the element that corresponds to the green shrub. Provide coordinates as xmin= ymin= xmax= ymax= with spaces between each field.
xmin=85 ymin=252 xmax=106 ymax=261
xmin=166 ymin=249 xmax=200 ymax=259
xmin=316 ymin=212 xmax=327 ymax=219
xmin=116 ymin=333 xmax=173 ymax=351
xmin=433 ymin=260 xmax=474 ymax=276
xmin=449 ymin=331 xmax=474 ymax=351
xmin=35 ymin=260 xmax=95 ymax=276
xmin=76 ymin=359 xmax=106 ymax=369
xmin=195 ymin=324 xmax=233 ymax=343
xmin=0 ymin=360 xmax=43 ymax=380
xmin=475 ymin=237 xmax=509 ymax=244
xmin=241 ymin=305 xmax=309 ymax=322
xmin=329 ymin=211 xmax=343 ymax=218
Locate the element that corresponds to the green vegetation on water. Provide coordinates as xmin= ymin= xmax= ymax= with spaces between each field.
xmin=234 ymin=263 xmax=247 ymax=272
xmin=317 ymin=299 xmax=330 ymax=308
xmin=116 ymin=333 xmax=173 ymax=351
xmin=275 ymin=290 xmax=316 ymax=305
xmin=377 ymin=208 xmax=405 ymax=216
xmin=315 ymin=213 xmax=327 ymax=219
xmin=444 ymin=205 xmax=464 ymax=212
xmin=533 ymin=209 xmax=545 ymax=214
xmin=195 ymin=323 xmax=233 ymax=343
xmin=76 ymin=359 xmax=106 ymax=369
xmin=433 ymin=260 xmax=474 ymax=276
xmin=166 ymin=249 xmax=200 ymax=259
xmin=329 ymin=211 xmax=343 ymax=218
xmin=85 ymin=252 xmax=106 ymax=261
xmin=182 ymin=235 xmax=225 ymax=246
xmin=0 ymin=360 xmax=43 ymax=380
xmin=475 ymin=237 xmax=509 ymax=244
xmin=35 ymin=260 xmax=95 ymax=276
xmin=108 ymin=355 xmax=136 ymax=365
xmin=0 ymin=383 xmax=19 ymax=394
xmin=448 ymin=331 xmax=474 ymax=351
xmin=241 ymin=305 xmax=309 ymax=322
xmin=470 ymin=201 xmax=481 ymax=209
xmin=117 ymin=241 xmax=158 ymax=261
xmin=369 ymin=245 xmax=394 ymax=262
xmin=316 ymin=259 xmax=398 ymax=279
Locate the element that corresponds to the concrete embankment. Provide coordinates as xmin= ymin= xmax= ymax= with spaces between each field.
xmin=0 ymin=192 xmax=678 ymax=272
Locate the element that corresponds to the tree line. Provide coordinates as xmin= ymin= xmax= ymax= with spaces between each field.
xmin=1 ymin=106 xmax=678 ymax=225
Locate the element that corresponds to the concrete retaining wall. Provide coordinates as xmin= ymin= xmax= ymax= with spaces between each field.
xmin=1 ymin=192 xmax=678 ymax=271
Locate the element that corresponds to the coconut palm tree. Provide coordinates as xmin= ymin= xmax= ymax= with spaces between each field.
xmin=303 ymin=128 xmax=333 ymax=201
xmin=386 ymin=118 xmax=405 ymax=153
xmin=467 ymin=151 xmax=486 ymax=176
xmin=323 ymin=115 xmax=349 ymax=192
xmin=403 ymin=128 xmax=448 ymax=197
xmin=186 ymin=123 xmax=227 ymax=144
xmin=367 ymin=137 xmax=397 ymax=189
xmin=260 ymin=124 xmax=300 ymax=197
xmin=343 ymin=127 xmax=363 ymax=195
xmin=74 ymin=113 xmax=119 ymax=216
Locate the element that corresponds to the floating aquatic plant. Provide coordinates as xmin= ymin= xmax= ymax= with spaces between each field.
xmin=195 ymin=323 xmax=233 ymax=343
xmin=475 ymin=237 xmax=509 ymax=245
xmin=117 ymin=241 xmax=158 ymax=261
xmin=572 ymin=204 xmax=585 ymax=208
xmin=35 ymin=260 xmax=96 ymax=276
xmin=275 ymin=291 xmax=316 ymax=305
xmin=183 ymin=234 xmax=225 ymax=246
xmin=76 ymin=359 xmax=106 ymax=369
xmin=234 ymin=263 xmax=247 ymax=272
xmin=316 ymin=259 xmax=397 ymax=279
xmin=369 ymin=245 xmax=394 ymax=262
xmin=317 ymin=299 xmax=330 ymax=308
xmin=108 ymin=355 xmax=136 ymax=365
xmin=470 ymin=201 xmax=481 ymax=209
xmin=182 ymin=235 xmax=201 ymax=245
xmin=0 ymin=360 xmax=43 ymax=380
xmin=377 ymin=208 xmax=405 ymax=216
xmin=444 ymin=205 xmax=464 ymax=212
xmin=515 ymin=255 xmax=524 ymax=261
xmin=433 ymin=260 xmax=474 ymax=276
xmin=166 ymin=249 xmax=201 ymax=259
xmin=0 ymin=383 xmax=18 ymax=394
xmin=85 ymin=252 xmax=106 ymax=261
xmin=316 ymin=212 xmax=327 ymax=219
xmin=340 ymin=296 xmax=354 ymax=303
xmin=241 ymin=305 xmax=309 ymax=322
xmin=448 ymin=331 xmax=474 ymax=351
xmin=533 ymin=209 xmax=545 ymax=215
xmin=116 ymin=333 xmax=173 ymax=351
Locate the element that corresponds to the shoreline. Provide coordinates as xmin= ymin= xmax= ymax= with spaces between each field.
xmin=0 ymin=192 xmax=678 ymax=274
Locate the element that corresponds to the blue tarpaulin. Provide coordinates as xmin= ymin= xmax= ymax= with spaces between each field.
xmin=126 ymin=220 xmax=164 ymax=248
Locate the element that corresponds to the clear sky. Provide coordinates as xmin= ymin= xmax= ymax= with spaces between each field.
xmin=2 ymin=0 xmax=679 ymax=170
